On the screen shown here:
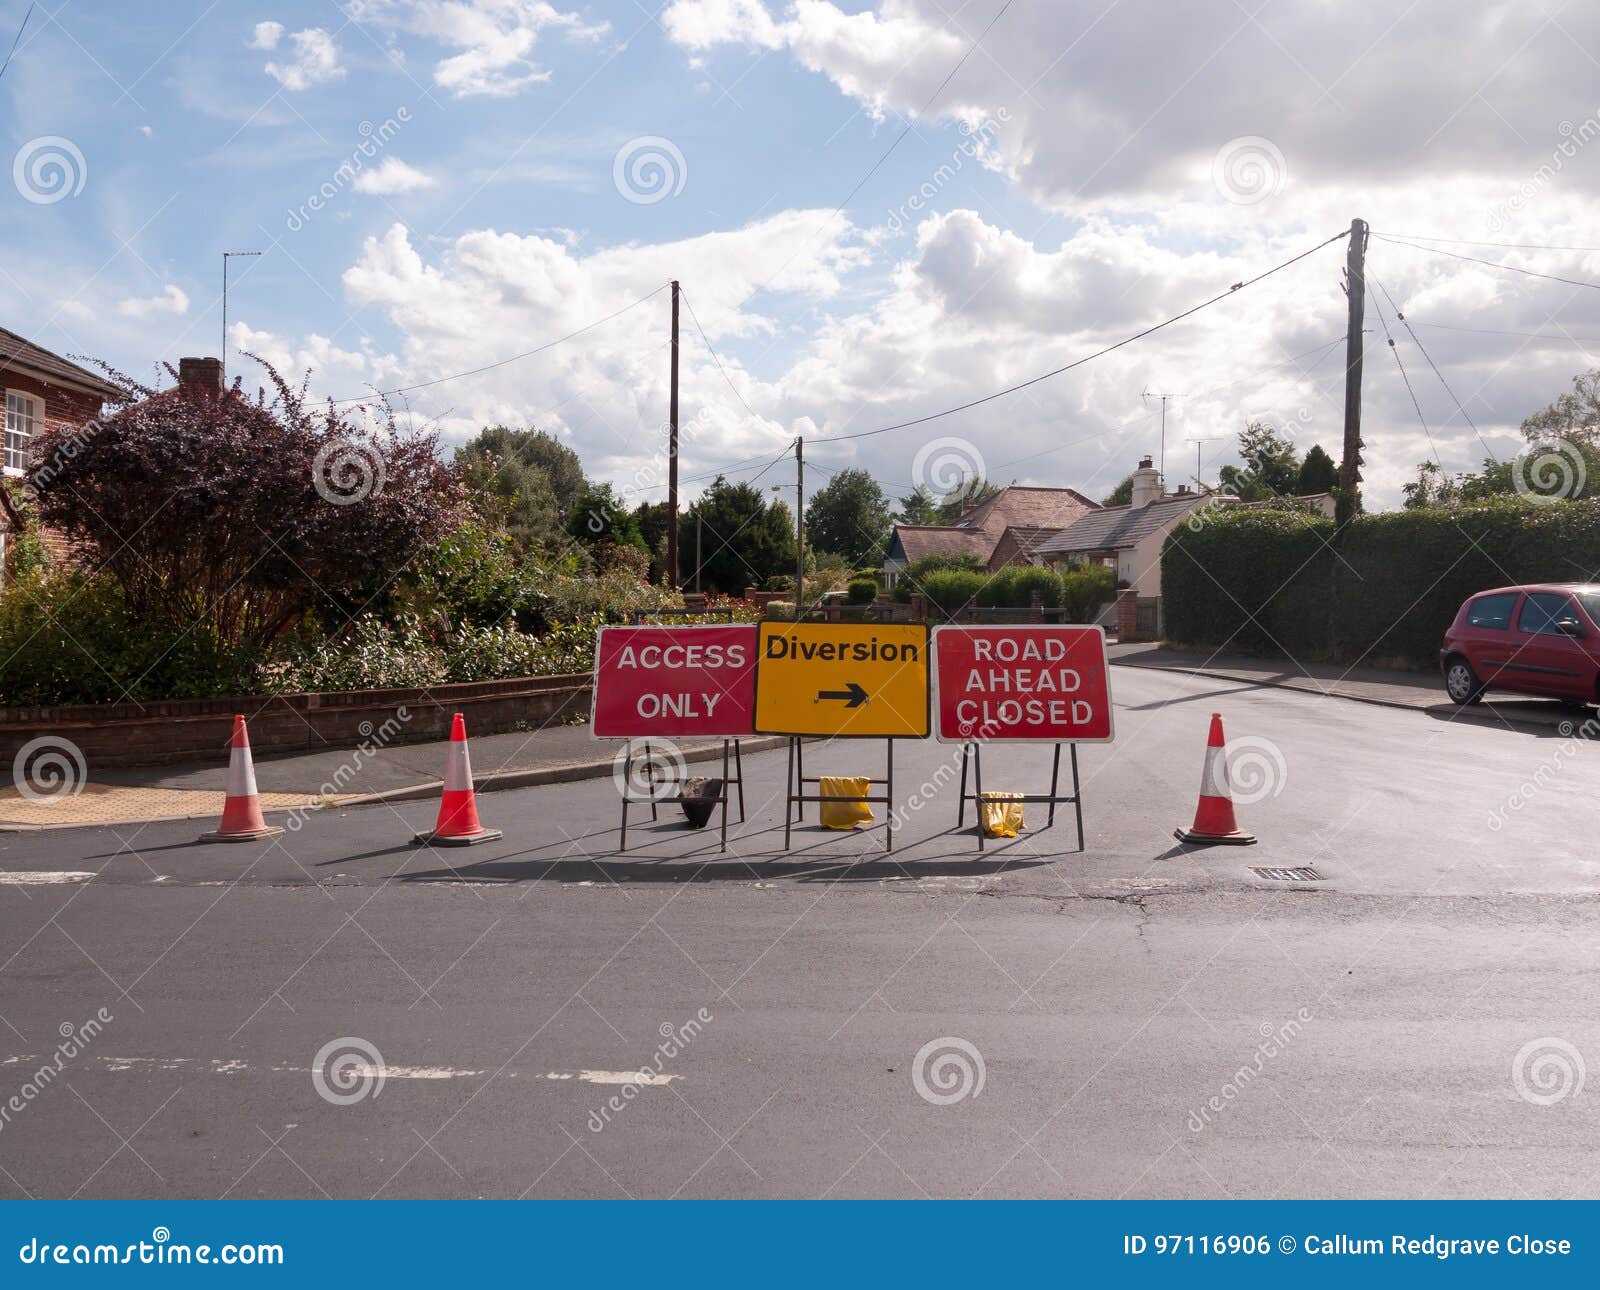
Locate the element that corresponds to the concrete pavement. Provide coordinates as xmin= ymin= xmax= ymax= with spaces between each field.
xmin=1 ymin=666 xmax=1596 ymax=1198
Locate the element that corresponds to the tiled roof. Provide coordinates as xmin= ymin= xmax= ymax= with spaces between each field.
xmin=0 ymin=326 xmax=121 ymax=399
xmin=888 ymin=525 xmax=993 ymax=565
xmin=1034 ymin=493 xmax=1208 ymax=555
xmin=954 ymin=485 xmax=1100 ymax=533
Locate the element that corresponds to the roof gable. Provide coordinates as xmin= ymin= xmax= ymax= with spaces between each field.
xmin=1035 ymin=493 xmax=1207 ymax=554
xmin=0 ymin=326 xmax=121 ymax=400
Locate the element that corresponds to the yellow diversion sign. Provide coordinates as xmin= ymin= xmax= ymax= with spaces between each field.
xmin=754 ymin=622 xmax=930 ymax=738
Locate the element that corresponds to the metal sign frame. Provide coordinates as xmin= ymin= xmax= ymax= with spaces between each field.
xmin=617 ymin=737 xmax=747 ymax=855
xmin=781 ymin=736 xmax=897 ymax=853
xmin=753 ymin=621 xmax=931 ymax=739
xmin=931 ymin=623 xmax=1115 ymax=745
xmin=956 ymin=741 xmax=1085 ymax=852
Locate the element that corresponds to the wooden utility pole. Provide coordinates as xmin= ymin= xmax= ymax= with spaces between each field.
xmin=694 ymin=511 xmax=702 ymax=593
xmin=1337 ymin=219 xmax=1368 ymax=525
xmin=794 ymin=436 xmax=805 ymax=620
xmin=666 ymin=280 xmax=681 ymax=586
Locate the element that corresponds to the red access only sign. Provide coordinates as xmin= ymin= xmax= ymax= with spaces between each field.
xmin=591 ymin=625 xmax=757 ymax=739
xmin=933 ymin=625 xmax=1114 ymax=743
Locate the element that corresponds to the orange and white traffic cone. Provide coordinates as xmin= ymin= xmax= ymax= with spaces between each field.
xmin=412 ymin=713 xmax=502 ymax=847
xmin=1174 ymin=712 xmax=1257 ymax=846
xmin=199 ymin=715 xmax=285 ymax=843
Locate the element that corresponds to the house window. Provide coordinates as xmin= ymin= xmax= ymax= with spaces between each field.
xmin=5 ymin=391 xmax=38 ymax=474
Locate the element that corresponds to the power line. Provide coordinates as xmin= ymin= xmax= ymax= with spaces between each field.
xmin=807 ymin=228 xmax=1351 ymax=445
xmin=1369 ymin=284 xmax=1438 ymax=464
xmin=0 ymin=3 xmax=32 ymax=82
xmin=1372 ymin=234 xmax=1600 ymax=292
xmin=679 ymin=287 xmax=766 ymax=424
xmin=1370 ymin=273 xmax=1496 ymax=462
xmin=330 ymin=283 xmax=669 ymax=404
xmin=1408 ymin=319 xmax=1600 ymax=347
xmin=1374 ymin=231 xmax=1600 ymax=253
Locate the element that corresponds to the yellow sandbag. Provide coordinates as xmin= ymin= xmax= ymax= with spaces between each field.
xmin=979 ymin=792 xmax=1024 ymax=838
xmin=818 ymin=776 xmax=873 ymax=830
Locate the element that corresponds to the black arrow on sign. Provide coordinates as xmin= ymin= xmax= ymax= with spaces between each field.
xmin=816 ymin=682 xmax=868 ymax=708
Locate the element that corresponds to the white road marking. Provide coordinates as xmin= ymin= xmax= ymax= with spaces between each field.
xmin=0 ymin=871 xmax=94 ymax=884
xmin=2 ymin=1054 xmax=682 ymax=1086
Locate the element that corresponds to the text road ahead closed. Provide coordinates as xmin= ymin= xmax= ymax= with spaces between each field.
xmin=933 ymin=625 xmax=1114 ymax=743
xmin=754 ymin=622 xmax=930 ymax=738
xmin=591 ymin=624 xmax=757 ymax=739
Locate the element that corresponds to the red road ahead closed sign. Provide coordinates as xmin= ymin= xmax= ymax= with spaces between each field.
xmin=933 ymin=625 xmax=1114 ymax=743
xmin=591 ymin=625 xmax=757 ymax=739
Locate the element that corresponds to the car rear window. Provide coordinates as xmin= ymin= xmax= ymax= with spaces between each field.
xmin=1466 ymin=593 xmax=1516 ymax=629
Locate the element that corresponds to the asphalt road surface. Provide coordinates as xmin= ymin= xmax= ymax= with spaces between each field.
xmin=2 ymin=666 xmax=1597 ymax=1200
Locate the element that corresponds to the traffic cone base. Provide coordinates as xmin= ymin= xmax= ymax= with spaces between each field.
xmin=1174 ymin=712 xmax=1258 ymax=847
xmin=200 ymin=716 xmax=284 ymax=843
xmin=411 ymin=713 xmax=501 ymax=847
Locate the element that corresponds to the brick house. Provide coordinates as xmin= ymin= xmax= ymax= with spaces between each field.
xmin=882 ymin=484 xmax=1100 ymax=588
xmin=1 ymin=326 xmax=122 ymax=576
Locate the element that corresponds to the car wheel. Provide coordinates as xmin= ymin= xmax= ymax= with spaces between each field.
xmin=1444 ymin=657 xmax=1483 ymax=705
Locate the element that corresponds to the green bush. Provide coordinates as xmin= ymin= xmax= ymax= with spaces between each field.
xmin=892 ymin=551 xmax=985 ymax=602
xmin=1059 ymin=564 xmax=1116 ymax=622
xmin=920 ymin=570 xmax=987 ymax=615
xmin=763 ymin=601 xmax=796 ymax=621
xmin=1162 ymin=497 xmax=1600 ymax=665
xmin=975 ymin=565 xmax=1063 ymax=608
xmin=0 ymin=569 xmax=264 ymax=705
xmin=846 ymin=577 xmax=878 ymax=604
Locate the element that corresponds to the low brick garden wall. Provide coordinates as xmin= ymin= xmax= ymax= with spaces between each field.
xmin=0 ymin=673 xmax=592 ymax=769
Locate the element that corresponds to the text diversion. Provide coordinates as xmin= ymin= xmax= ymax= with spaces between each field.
xmin=763 ymin=634 xmax=920 ymax=663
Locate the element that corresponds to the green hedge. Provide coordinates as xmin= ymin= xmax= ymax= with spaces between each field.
xmin=976 ymin=566 xmax=1062 ymax=609
xmin=1162 ymin=498 xmax=1600 ymax=665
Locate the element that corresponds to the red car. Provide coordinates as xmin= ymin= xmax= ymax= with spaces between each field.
xmin=1441 ymin=583 xmax=1600 ymax=708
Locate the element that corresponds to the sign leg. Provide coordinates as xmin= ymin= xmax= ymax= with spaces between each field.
xmin=734 ymin=739 xmax=746 ymax=822
xmin=784 ymin=737 xmax=795 ymax=850
xmin=1048 ymin=743 xmax=1062 ymax=829
xmin=795 ymin=739 xmax=805 ymax=822
xmin=973 ymin=743 xmax=986 ymax=851
xmin=644 ymin=741 xmax=659 ymax=822
xmin=885 ymin=738 xmax=894 ymax=854
xmin=957 ymin=742 xmax=970 ymax=828
xmin=1071 ymin=743 xmax=1085 ymax=852
xmin=619 ymin=740 xmax=632 ymax=852
xmin=719 ymin=738 xmax=730 ymax=854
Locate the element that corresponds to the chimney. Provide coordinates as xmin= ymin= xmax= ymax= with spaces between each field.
xmin=1130 ymin=455 xmax=1163 ymax=508
xmin=178 ymin=356 xmax=224 ymax=394
xmin=1175 ymin=483 xmax=1191 ymax=496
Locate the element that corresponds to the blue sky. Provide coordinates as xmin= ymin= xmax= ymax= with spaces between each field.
xmin=5 ymin=1 xmax=1600 ymax=510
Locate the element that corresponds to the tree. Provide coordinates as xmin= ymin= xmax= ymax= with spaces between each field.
xmin=454 ymin=425 xmax=584 ymax=551
xmin=1218 ymin=421 xmax=1301 ymax=500
xmin=1296 ymin=443 xmax=1338 ymax=495
xmin=632 ymin=499 xmax=673 ymax=584
xmin=568 ymin=481 xmax=646 ymax=551
xmin=1102 ymin=474 xmax=1134 ymax=506
xmin=894 ymin=485 xmax=942 ymax=526
xmin=934 ymin=476 xmax=1001 ymax=524
xmin=683 ymin=476 xmax=796 ymax=593
xmin=804 ymin=467 xmax=892 ymax=566
xmin=1522 ymin=369 xmax=1600 ymax=446
xmin=26 ymin=359 xmax=463 ymax=650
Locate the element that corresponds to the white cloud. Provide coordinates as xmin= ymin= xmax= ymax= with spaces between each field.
xmin=347 ymin=0 xmax=609 ymax=98
xmin=247 ymin=20 xmax=284 ymax=50
xmin=264 ymin=28 xmax=346 ymax=91
xmin=138 ymin=125 xmax=153 ymax=138
xmin=117 ymin=285 xmax=190 ymax=319
xmin=352 ymin=157 xmax=438 ymax=194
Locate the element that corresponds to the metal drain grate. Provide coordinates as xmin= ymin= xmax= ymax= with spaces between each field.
xmin=1251 ymin=865 xmax=1325 ymax=882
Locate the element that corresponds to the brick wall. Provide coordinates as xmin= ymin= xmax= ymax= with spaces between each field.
xmin=1116 ymin=588 xmax=1140 ymax=641
xmin=0 ymin=673 xmax=593 ymax=769
xmin=3 ymin=369 xmax=107 ymax=568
